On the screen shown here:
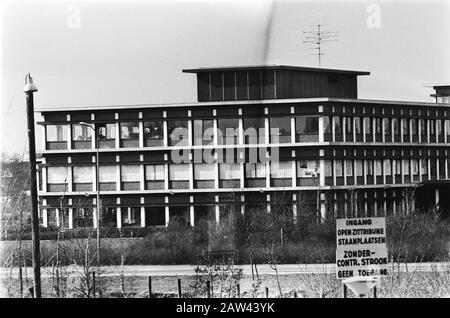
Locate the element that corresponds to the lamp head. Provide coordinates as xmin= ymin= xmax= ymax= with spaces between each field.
xmin=24 ymin=73 xmax=38 ymax=93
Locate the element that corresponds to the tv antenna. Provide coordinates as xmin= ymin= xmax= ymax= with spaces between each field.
xmin=303 ymin=24 xmax=339 ymax=67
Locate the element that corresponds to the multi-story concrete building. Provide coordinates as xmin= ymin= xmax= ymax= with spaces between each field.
xmin=36 ymin=65 xmax=450 ymax=229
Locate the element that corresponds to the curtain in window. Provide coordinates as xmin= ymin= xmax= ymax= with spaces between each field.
xmin=121 ymin=165 xmax=140 ymax=182
xmin=297 ymin=160 xmax=318 ymax=178
xmin=73 ymin=166 xmax=92 ymax=183
xmin=99 ymin=166 xmax=116 ymax=182
xmin=145 ymin=165 xmax=164 ymax=180
xmin=47 ymin=167 xmax=68 ymax=183
xmin=219 ymin=163 xmax=241 ymax=179
xmin=169 ymin=164 xmax=190 ymax=180
xmin=271 ymin=161 xmax=292 ymax=178
xmin=194 ymin=163 xmax=215 ymax=180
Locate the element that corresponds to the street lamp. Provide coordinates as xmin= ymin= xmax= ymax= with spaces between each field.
xmin=79 ymin=122 xmax=101 ymax=271
xmin=24 ymin=73 xmax=41 ymax=298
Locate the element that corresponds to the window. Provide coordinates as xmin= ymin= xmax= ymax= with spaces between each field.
xmin=355 ymin=117 xmax=362 ymax=134
xmin=272 ymin=161 xmax=292 ymax=180
xmin=193 ymin=119 xmax=214 ymax=145
xmin=120 ymin=122 xmax=139 ymax=147
xmin=219 ymin=163 xmax=241 ymax=188
xmin=297 ymin=160 xmax=319 ymax=178
xmin=193 ymin=163 xmax=215 ymax=179
xmin=47 ymin=167 xmax=68 ymax=192
xmin=323 ymin=116 xmax=331 ymax=134
xmin=366 ymin=160 xmax=373 ymax=176
xmin=296 ymin=117 xmax=319 ymax=142
xmin=98 ymin=123 xmax=116 ymax=139
xmin=437 ymin=119 xmax=443 ymax=137
xmin=364 ymin=117 xmax=372 ymax=134
xmin=420 ymin=159 xmax=427 ymax=175
xmin=333 ymin=116 xmax=342 ymax=134
xmin=72 ymin=124 xmax=92 ymax=141
xmin=346 ymin=160 xmax=353 ymax=176
xmin=46 ymin=125 xmax=68 ymax=150
xmin=375 ymin=118 xmax=382 ymax=134
xmin=145 ymin=164 xmax=164 ymax=190
xmin=169 ymin=164 xmax=190 ymax=189
xmin=245 ymin=162 xmax=266 ymax=178
xmin=355 ymin=160 xmax=363 ymax=176
xmin=393 ymin=160 xmax=401 ymax=175
xmin=47 ymin=125 xmax=67 ymax=142
xmin=430 ymin=119 xmax=435 ymax=135
xmin=270 ymin=117 xmax=291 ymax=143
xmin=98 ymin=123 xmax=116 ymax=148
xmin=145 ymin=165 xmax=164 ymax=180
xmin=121 ymin=207 xmax=141 ymax=227
xmin=74 ymin=207 xmax=93 ymax=228
xmin=99 ymin=165 xmax=116 ymax=190
xmin=411 ymin=119 xmax=418 ymax=136
xmin=168 ymin=120 xmax=189 ymax=146
xmin=393 ymin=118 xmax=400 ymax=135
xmin=402 ymin=118 xmax=409 ymax=135
xmin=383 ymin=118 xmax=391 ymax=135
xmin=121 ymin=165 xmax=141 ymax=190
xmin=402 ymin=159 xmax=410 ymax=175
xmin=412 ymin=159 xmax=419 ymax=175
xmin=375 ymin=160 xmax=382 ymax=176
xmin=344 ymin=117 xmax=352 ymax=134
xmin=383 ymin=159 xmax=391 ymax=176
xmin=420 ymin=119 xmax=426 ymax=137
xmin=73 ymin=166 xmax=93 ymax=191
xmin=144 ymin=121 xmax=163 ymax=147
xmin=244 ymin=117 xmax=265 ymax=144
xmin=335 ymin=160 xmax=343 ymax=177
xmin=324 ymin=160 xmax=332 ymax=177
xmin=219 ymin=163 xmax=241 ymax=180
xmin=218 ymin=118 xmax=239 ymax=145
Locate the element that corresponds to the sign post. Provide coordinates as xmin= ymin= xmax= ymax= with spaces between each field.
xmin=336 ymin=217 xmax=388 ymax=297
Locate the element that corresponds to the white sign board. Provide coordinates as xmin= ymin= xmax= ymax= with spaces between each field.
xmin=336 ymin=217 xmax=388 ymax=279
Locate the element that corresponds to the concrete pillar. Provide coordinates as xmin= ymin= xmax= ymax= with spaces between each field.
xmin=56 ymin=208 xmax=60 ymax=227
xmin=115 ymin=121 xmax=120 ymax=148
xmin=190 ymin=205 xmax=195 ymax=227
xmin=68 ymin=208 xmax=74 ymax=229
xmin=116 ymin=207 xmax=122 ymax=228
xmin=435 ymin=189 xmax=440 ymax=207
xmin=140 ymin=206 xmax=146 ymax=227
xmin=215 ymin=205 xmax=220 ymax=224
xmin=320 ymin=192 xmax=326 ymax=222
xmin=292 ymin=194 xmax=298 ymax=223
xmin=42 ymin=209 xmax=48 ymax=228
xmin=318 ymin=116 xmax=324 ymax=143
xmin=290 ymin=117 xmax=296 ymax=143
xmin=93 ymin=207 xmax=98 ymax=229
xmin=165 ymin=206 xmax=170 ymax=227
xmin=139 ymin=121 xmax=144 ymax=148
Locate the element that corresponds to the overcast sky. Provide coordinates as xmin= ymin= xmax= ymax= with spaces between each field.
xmin=1 ymin=0 xmax=449 ymax=156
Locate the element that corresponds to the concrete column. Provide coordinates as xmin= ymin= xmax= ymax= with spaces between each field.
xmin=292 ymin=194 xmax=298 ymax=223
xmin=241 ymin=195 xmax=246 ymax=216
xmin=165 ymin=206 xmax=170 ymax=227
xmin=362 ymin=117 xmax=366 ymax=143
xmin=56 ymin=208 xmax=61 ymax=228
xmin=67 ymin=164 xmax=73 ymax=192
xmin=319 ymin=157 xmax=325 ymax=187
xmin=290 ymin=117 xmax=296 ymax=143
xmin=435 ymin=189 xmax=440 ymax=207
xmin=239 ymin=117 xmax=244 ymax=145
xmin=266 ymin=150 xmax=271 ymax=187
xmin=189 ymin=163 xmax=194 ymax=189
xmin=115 ymin=122 xmax=120 ymax=148
xmin=213 ymin=118 xmax=218 ymax=146
xmin=42 ymin=209 xmax=48 ymax=228
xmin=42 ymin=165 xmax=47 ymax=192
xmin=320 ymin=193 xmax=326 ymax=223
xmin=426 ymin=119 xmax=430 ymax=143
xmin=342 ymin=116 xmax=346 ymax=142
xmin=67 ymin=124 xmax=72 ymax=150
xmin=188 ymin=120 xmax=193 ymax=146
xmin=291 ymin=154 xmax=297 ymax=187
xmin=190 ymin=205 xmax=195 ymax=227
xmin=215 ymin=204 xmax=220 ymax=224
xmin=68 ymin=208 xmax=74 ymax=229
xmin=240 ymin=163 xmax=245 ymax=188
xmin=139 ymin=121 xmax=144 ymax=148
xmin=164 ymin=163 xmax=169 ymax=190
xmin=140 ymin=206 xmax=146 ymax=227
xmin=318 ymin=117 xmax=324 ymax=142
xmin=163 ymin=120 xmax=168 ymax=147
xmin=116 ymin=165 xmax=121 ymax=191
xmin=264 ymin=116 xmax=270 ymax=144
xmin=331 ymin=116 xmax=335 ymax=142
xmin=117 ymin=207 xmax=122 ymax=228
xmin=93 ymin=207 xmax=98 ymax=229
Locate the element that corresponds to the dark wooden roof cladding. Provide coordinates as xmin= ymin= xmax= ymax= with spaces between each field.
xmin=183 ymin=65 xmax=369 ymax=102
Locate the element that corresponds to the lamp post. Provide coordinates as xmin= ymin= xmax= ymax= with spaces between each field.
xmin=24 ymin=74 xmax=41 ymax=298
xmin=79 ymin=122 xmax=101 ymax=271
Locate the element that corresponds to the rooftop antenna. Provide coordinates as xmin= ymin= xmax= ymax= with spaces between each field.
xmin=303 ymin=24 xmax=339 ymax=67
